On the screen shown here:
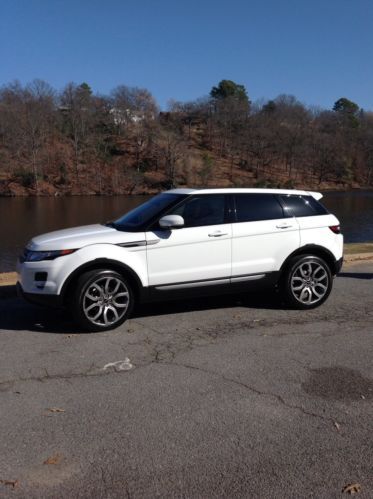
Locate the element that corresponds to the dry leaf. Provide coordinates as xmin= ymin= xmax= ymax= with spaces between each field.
xmin=342 ymin=483 xmax=361 ymax=494
xmin=43 ymin=454 xmax=62 ymax=465
xmin=334 ymin=421 xmax=341 ymax=431
xmin=46 ymin=407 xmax=65 ymax=413
xmin=0 ymin=479 xmax=18 ymax=489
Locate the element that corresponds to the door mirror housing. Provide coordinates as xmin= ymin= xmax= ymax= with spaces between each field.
xmin=159 ymin=215 xmax=184 ymax=229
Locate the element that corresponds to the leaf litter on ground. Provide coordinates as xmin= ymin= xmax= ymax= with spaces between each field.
xmin=46 ymin=407 xmax=65 ymax=413
xmin=342 ymin=483 xmax=362 ymax=494
xmin=0 ymin=479 xmax=18 ymax=489
xmin=43 ymin=454 xmax=62 ymax=465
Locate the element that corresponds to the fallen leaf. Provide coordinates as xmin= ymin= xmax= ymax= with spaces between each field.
xmin=43 ymin=454 xmax=62 ymax=465
xmin=46 ymin=407 xmax=65 ymax=413
xmin=342 ymin=483 xmax=361 ymax=494
xmin=334 ymin=421 xmax=341 ymax=431
xmin=0 ymin=479 xmax=18 ymax=489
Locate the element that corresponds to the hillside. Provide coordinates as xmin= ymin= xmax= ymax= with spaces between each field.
xmin=0 ymin=81 xmax=372 ymax=196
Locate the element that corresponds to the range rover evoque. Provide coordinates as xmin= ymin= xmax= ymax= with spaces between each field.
xmin=17 ymin=188 xmax=343 ymax=331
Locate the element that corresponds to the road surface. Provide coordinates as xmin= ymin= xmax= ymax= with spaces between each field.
xmin=0 ymin=261 xmax=372 ymax=498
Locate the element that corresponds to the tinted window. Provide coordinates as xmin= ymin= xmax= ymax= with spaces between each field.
xmin=167 ymin=195 xmax=226 ymax=227
xmin=280 ymin=195 xmax=328 ymax=218
xmin=234 ymin=194 xmax=284 ymax=222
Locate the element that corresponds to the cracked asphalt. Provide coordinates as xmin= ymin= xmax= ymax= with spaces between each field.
xmin=0 ymin=261 xmax=372 ymax=498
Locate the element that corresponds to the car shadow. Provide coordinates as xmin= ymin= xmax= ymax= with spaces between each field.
xmin=0 ymin=288 xmax=282 ymax=334
xmin=338 ymin=272 xmax=373 ymax=280
xmin=132 ymin=290 xmax=282 ymax=319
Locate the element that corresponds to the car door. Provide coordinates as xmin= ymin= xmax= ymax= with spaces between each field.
xmin=278 ymin=194 xmax=338 ymax=249
xmin=231 ymin=193 xmax=300 ymax=277
xmin=145 ymin=194 xmax=232 ymax=287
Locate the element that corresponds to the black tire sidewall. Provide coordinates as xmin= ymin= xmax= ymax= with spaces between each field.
xmin=71 ymin=269 xmax=134 ymax=332
xmin=281 ymin=255 xmax=333 ymax=309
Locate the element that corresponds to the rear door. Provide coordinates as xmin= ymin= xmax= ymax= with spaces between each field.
xmin=231 ymin=193 xmax=300 ymax=276
xmin=278 ymin=194 xmax=342 ymax=256
xmin=145 ymin=194 xmax=232 ymax=287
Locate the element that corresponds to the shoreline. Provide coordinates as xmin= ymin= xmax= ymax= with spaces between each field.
xmin=1 ymin=187 xmax=373 ymax=199
xmin=1 ymin=243 xmax=372 ymax=290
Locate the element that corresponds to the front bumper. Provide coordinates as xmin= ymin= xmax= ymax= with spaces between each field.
xmin=17 ymin=282 xmax=62 ymax=308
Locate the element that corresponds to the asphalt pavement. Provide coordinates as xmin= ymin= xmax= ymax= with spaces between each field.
xmin=0 ymin=261 xmax=372 ymax=498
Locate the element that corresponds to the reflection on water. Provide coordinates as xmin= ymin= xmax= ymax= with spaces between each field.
xmin=1 ymin=191 xmax=372 ymax=273
xmin=0 ymin=195 xmax=149 ymax=273
xmin=322 ymin=191 xmax=373 ymax=243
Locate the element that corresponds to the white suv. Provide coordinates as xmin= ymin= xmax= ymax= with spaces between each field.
xmin=17 ymin=188 xmax=343 ymax=331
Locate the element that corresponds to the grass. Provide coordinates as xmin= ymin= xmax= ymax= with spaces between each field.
xmin=343 ymin=242 xmax=373 ymax=255
xmin=0 ymin=272 xmax=17 ymax=286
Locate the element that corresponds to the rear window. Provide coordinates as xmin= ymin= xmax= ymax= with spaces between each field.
xmin=234 ymin=194 xmax=284 ymax=222
xmin=280 ymin=195 xmax=328 ymax=218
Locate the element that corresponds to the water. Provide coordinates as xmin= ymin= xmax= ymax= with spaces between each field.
xmin=0 ymin=191 xmax=372 ymax=273
xmin=322 ymin=191 xmax=373 ymax=242
xmin=0 ymin=196 xmax=149 ymax=273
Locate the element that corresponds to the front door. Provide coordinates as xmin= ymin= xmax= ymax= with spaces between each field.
xmin=145 ymin=194 xmax=232 ymax=287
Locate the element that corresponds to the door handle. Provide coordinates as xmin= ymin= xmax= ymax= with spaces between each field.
xmin=208 ymin=231 xmax=228 ymax=237
xmin=276 ymin=223 xmax=293 ymax=229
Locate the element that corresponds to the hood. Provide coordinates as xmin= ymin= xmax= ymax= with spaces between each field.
xmin=27 ymin=224 xmax=145 ymax=251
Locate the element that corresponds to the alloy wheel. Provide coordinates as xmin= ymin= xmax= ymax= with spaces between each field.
xmin=290 ymin=261 xmax=329 ymax=305
xmin=82 ymin=276 xmax=130 ymax=327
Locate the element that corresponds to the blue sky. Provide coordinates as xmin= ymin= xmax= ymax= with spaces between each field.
xmin=0 ymin=0 xmax=372 ymax=110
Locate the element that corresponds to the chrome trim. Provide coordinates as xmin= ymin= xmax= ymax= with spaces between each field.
xmin=155 ymin=278 xmax=230 ymax=291
xmin=117 ymin=241 xmax=146 ymax=248
xmin=230 ymin=274 xmax=265 ymax=283
xmin=117 ymin=239 xmax=160 ymax=248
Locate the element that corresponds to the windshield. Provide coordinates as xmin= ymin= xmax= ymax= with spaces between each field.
xmin=110 ymin=193 xmax=185 ymax=231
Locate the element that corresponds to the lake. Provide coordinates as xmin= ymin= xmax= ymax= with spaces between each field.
xmin=1 ymin=191 xmax=372 ymax=273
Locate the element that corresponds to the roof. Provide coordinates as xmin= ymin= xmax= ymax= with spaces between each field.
xmin=166 ymin=188 xmax=323 ymax=200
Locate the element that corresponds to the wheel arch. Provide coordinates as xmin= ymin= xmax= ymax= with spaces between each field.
xmin=60 ymin=258 xmax=145 ymax=306
xmin=280 ymin=244 xmax=338 ymax=276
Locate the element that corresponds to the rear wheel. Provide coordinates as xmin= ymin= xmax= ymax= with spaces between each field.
xmin=281 ymin=255 xmax=332 ymax=309
xmin=71 ymin=269 xmax=133 ymax=331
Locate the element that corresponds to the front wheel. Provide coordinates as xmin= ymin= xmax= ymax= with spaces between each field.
xmin=281 ymin=255 xmax=333 ymax=309
xmin=71 ymin=269 xmax=134 ymax=331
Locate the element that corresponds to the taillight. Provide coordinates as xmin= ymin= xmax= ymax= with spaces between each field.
xmin=329 ymin=225 xmax=341 ymax=234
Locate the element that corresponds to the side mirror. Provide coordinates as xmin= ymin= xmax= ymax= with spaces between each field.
xmin=159 ymin=215 xmax=184 ymax=229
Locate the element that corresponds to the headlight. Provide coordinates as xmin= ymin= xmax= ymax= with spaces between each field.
xmin=21 ymin=248 xmax=77 ymax=262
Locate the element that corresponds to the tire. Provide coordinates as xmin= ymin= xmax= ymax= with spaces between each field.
xmin=280 ymin=255 xmax=333 ymax=309
xmin=70 ymin=269 xmax=134 ymax=331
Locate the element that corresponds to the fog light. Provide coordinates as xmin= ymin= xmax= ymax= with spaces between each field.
xmin=35 ymin=272 xmax=48 ymax=282
xmin=35 ymin=272 xmax=48 ymax=288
